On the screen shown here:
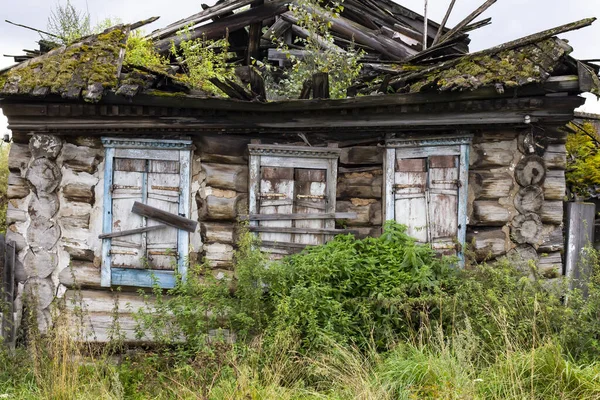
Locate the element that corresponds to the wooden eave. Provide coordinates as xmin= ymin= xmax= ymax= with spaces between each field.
xmin=0 ymin=75 xmax=585 ymax=135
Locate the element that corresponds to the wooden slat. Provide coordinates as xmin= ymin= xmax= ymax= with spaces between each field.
xmin=241 ymin=212 xmax=357 ymax=221
xmin=131 ymin=201 xmax=198 ymax=232
xmin=111 ymin=268 xmax=176 ymax=289
xmin=98 ymin=225 xmax=167 ymax=239
xmin=250 ymin=226 xmax=357 ymax=235
xmin=260 ymin=241 xmax=311 ymax=249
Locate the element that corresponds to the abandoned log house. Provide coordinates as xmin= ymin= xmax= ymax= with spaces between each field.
xmin=0 ymin=0 xmax=598 ymax=341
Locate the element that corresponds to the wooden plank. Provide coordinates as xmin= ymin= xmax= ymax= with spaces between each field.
xmin=131 ymin=202 xmax=197 ymax=232
xmin=432 ymin=0 xmax=457 ymax=45
xmin=241 ymin=212 xmax=357 ymax=221
xmin=99 ymin=224 xmax=167 ymax=239
xmin=111 ymin=268 xmax=176 ymax=289
xmin=260 ymin=241 xmax=311 ymax=249
xmin=101 ymin=147 xmax=115 ymax=287
xmin=565 ymin=202 xmax=595 ymax=296
xmin=294 ymin=168 xmax=327 ymax=245
xmin=438 ymin=0 xmax=497 ymax=44
xmin=384 ymin=148 xmax=395 ymax=222
xmin=249 ymin=226 xmax=357 ymax=235
xmin=177 ymin=149 xmax=191 ymax=281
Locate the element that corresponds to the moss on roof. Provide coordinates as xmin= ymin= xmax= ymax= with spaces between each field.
xmin=0 ymin=27 xmax=127 ymax=102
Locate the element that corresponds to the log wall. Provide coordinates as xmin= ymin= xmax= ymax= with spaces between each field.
xmin=6 ymin=125 xmax=567 ymax=340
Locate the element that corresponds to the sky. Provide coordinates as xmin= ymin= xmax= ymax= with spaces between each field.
xmin=0 ymin=0 xmax=599 ymax=134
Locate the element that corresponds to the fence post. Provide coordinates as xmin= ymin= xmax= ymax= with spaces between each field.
xmin=1 ymin=235 xmax=16 ymax=350
xmin=565 ymin=202 xmax=596 ymax=297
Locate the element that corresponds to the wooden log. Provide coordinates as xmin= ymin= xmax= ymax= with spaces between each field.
xmin=198 ymin=193 xmax=248 ymax=221
xmin=28 ymin=193 xmax=59 ymax=219
xmin=59 ymin=262 xmax=100 ymax=288
xmin=467 ymin=228 xmax=507 ymax=261
xmin=60 ymin=143 xmax=103 ymax=174
xmin=515 ymin=156 xmax=546 ymax=187
xmin=336 ymin=200 xmax=381 ymax=227
xmin=337 ymin=171 xmax=382 ymax=199
xmin=471 ymin=201 xmax=511 ymax=226
xmin=202 ymin=163 xmax=248 ymax=192
xmin=99 ymin=225 xmax=166 ymax=239
xmin=27 ymin=217 xmax=61 ymax=250
xmin=540 ymin=201 xmax=563 ymax=224
xmin=8 ymin=143 xmax=31 ymax=172
xmin=505 ymin=244 xmax=539 ymax=273
xmin=23 ymin=249 xmax=57 ymax=279
xmin=6 ymin=227 xmax=27 ymax=252
xmin=543 ymin=144 xmax=567 ymax=170
xmin=538 ymin=252 xmax=563 ymax=278
xmin=241 ymin=211 xmax=359 ymax=221
xmin=470 ymin=171 xmax=514 ymax=200
xmin=7 ymin=173 xmax=30 ymax=199
xmin=249 ymin=226 xmax=358 ymax=235
xmin=132 ymin=202 xmax=198 ymax=232
xmin=514 ymin=186 xmax=544 ymax=214
xmin=26 ymin=158 xmax=61 ymax=195
xmin=6 ymin=203 xmax=27 ymax=224
xmin=339 ymin=146 xmax=383 ymax=165
xmin=200 ymin=222 xmax=238 ymax=244
xmin=197 ymin=136 xmax=250 ymax=165
xmin=204 ymin=243 xmax=234 ymax=262
xmin=62 ymin=183 xmax=94 ymax=203
xmin=63 ymin=246 xmax=95 ymax=262
xmin=539 ymin=225 xmax=564 ymax=253
xmin=511 ymin=213 xmax=543 ymax=245
xmin=517 ymin=128 xmax=548 ymax=156
xmin=24 ymin=277 xmax=54 ymax=310
xmin=542 ymin=170 xmax=566 ymax=200
xmin=249 ymin=69 xmax=266 ymax=100
xmin=29 ymin=134 xmax=63 ymax=160
xmin=470 ymin=141 xmax=515 ymax=168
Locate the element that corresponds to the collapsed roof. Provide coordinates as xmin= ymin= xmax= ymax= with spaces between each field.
xmin=0 ymin=0 xmax=598 ymax=104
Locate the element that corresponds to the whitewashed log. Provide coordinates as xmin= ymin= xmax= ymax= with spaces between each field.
xmin=64 ymin=289 xmax=151 ymax=313
xmin=506 ymin=244 xmax=539 ymax=273
xmin=337 ymin=171 xmax=383 ymax=199
xmin=467 ymin=228 xmax=507 ymax=261
xmin=470 ymin=141 xmax=515 ymax=168
xmin=511 ymin=213 xmax=543 ymax=245
xmin=62 ymin=183 xmax=95 ymax=203
xmin=514 ymin=186 xmax=544 ymax=214
xmin=352 ymin=226 xmax=382 ymax=239
xmin=543 ymin=144 xmax=567 ymax=170
xmin=339 ymin=146 xmax=383 ymax=165
xmin=6 ymin=227 xmax=27 ymax=252
xmin=24 ymin=277 xmax=54 ymax=310
xmin=470 ymin=172 xmax=514 ymax=200
xmin=28 ymin=193 xmax=59 ymax=219
xmin=336 ymin=199 xmax=381 ymax=227
xmin=539 ymin=225 xmax=564 ymax=252
xmin=542 ymin=171 xmax=566 ymax=200
xmin=61 ymin=214 xmax=90 ymax=230
xmin=515 ymin=156 xmax=546 ymax=187
xmin=26 ymin=158 xmax=62 ymax=194
xmin=23 ymin=249 xmax=57 ymax=279
xmin=8 ymin=173 xmax=30 ymax=199
xmin=29 ymin=134 xmax=63 ymax=160
xmin=198 ymin=136 xmax=249 ymax=165
xmin=200 ymin=222 xmax=238 ymax=244
xmin=540 ymin=201 xmax=563 ymax=224
xmin=59 ymin=262 xmax=100 ymax=288
xmin=197 ymin=193 xmax=248 ymax=221
xmin=60 ymin=143 xmax=103 ymax=173
xmin=202 ymin=163 xmax=249 ymax=192
xmin=472 ymin=201 xmax=511 ymax=226
xmin=204 ymin=243 xmax=234 ymax=262
xmin=6 ymin=203 xmax=27 ymax=224
xmin=538 ymin=252 xmax=562 ymax=278
xmin=27 ymin=217 xmax=61 ymax=250
xmin=70 ymin=136 xmax=102 ymax=148
xmin=8 ymin=143 xmax=31 ymax=172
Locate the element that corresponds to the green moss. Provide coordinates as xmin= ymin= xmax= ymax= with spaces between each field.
xmin=146 ymin=90 xmax=188 ymax=97
xmin=1 ymin=26 xmax=126 ymax=97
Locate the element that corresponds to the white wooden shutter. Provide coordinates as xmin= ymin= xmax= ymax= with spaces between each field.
xmin=293 ymin=168 xmax=327 ymax=245
xmin=394 ymin=158 xmax=428 ymax=243
xmin=259 ymin=167 xmax=295 ymax=246
xmin=428 ymin=155 xmax=459 ymax=255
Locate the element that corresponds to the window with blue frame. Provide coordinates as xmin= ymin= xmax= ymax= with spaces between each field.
xmin=100 ymin=138 xmax=192 ymax=288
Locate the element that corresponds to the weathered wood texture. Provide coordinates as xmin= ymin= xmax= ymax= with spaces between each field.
xmin=565 ymin=202 xmax=595 ymax=295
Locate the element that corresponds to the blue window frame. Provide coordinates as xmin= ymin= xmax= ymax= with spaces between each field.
xmin=100 ymin=138 xmax=192 ymax=288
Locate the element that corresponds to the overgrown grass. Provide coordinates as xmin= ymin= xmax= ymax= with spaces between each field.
xmin=2 ymin=222 xmax=600 ymax=399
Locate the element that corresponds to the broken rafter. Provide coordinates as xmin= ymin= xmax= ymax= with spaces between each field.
xmin=433 ymin=0 xmax=457 ymax=45
xmin=5 ymin=19 xmax=63 ymax=40
xmin=438 ymin=0 xmax=497 ymax=44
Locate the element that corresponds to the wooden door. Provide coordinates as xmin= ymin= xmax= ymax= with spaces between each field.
xmin=111 ymin=158 xmax=146 ymax=269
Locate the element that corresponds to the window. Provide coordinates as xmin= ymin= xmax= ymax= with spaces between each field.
xmin=384 ymin=135 xmax=471 ymax=263
xmin=101 ymin=138 xmax=192 ymax=288
xmin=248 ymin=145 xmax=341 ymax=254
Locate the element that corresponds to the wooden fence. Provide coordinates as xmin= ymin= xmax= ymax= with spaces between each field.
xmin=1 ymin=234 xmax=16 ymax=349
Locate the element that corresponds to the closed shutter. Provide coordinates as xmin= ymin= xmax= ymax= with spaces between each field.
xmin=257 ymin=166 xmax=330 ymax=254
xmin=394 ymin=158 xmax=428 ymax=243
xmin=427 ymin=155 xmax=459 ymax=255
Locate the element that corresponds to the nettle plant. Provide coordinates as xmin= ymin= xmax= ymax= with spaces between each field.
xmin=267 ymin=0 xmax=364 ymax=99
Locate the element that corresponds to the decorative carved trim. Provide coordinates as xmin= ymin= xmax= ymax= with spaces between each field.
xmin=248 ymin=144 xmax=341 ymax=159
xmin=386 ymin=134 xmax=473 ymax=148
xmin=101 ymin=137 xmax=192 ymax=149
